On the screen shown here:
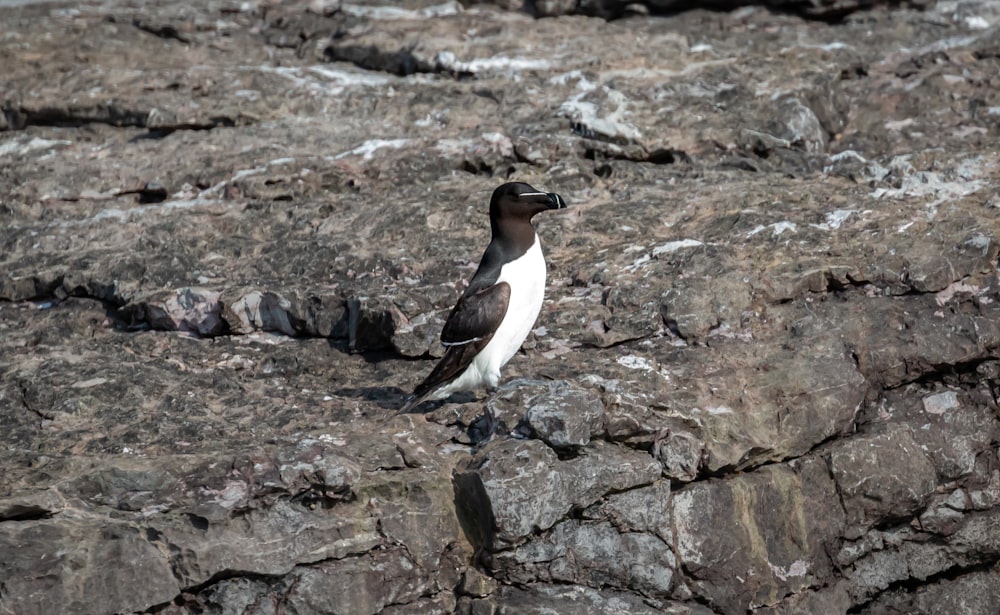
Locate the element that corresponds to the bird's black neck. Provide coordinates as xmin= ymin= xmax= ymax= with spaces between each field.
xmin=490 ymin=216 xmax=537 ymax=260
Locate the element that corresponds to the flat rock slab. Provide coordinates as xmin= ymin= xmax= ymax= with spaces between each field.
xmin=3 ymin=0 xmax=1000 ymax=614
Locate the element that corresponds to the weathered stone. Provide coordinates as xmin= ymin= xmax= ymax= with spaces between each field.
xmin=0 ymin=488 xmax=66 ymax=521
xmin=382 ymin=592 xmax=458 ymax=615
xmin=454 ymin=439 xmax=661 ymax=549
xmin=496 ymin=0 xmax=935 ymax=18
xmin=391 ymin=306 xmax=448 ymax=357
xmin=918 ymin=488 xmax=971 ymax=536
xmin=582 ymin=479 xmax=672 ymax=541
xmin=660 ymin=270 xmax=753 ymax=343
xmin=280 ymin=549 xmax=435 ymax=615
xmin=652 ymin=429 xmax=702 ymax=482
xmin=923 ymin=390 xmax=960 ymax=414
xmin=491 ymin=519 xmax=677 ymax=596
xmin=754 ymin=581 xmax=853 ymax=615
xmin=490 ymin=583 xmax=714 ymax=615
xmin=508 ymin=380 xmax=606 ymax=448
xmin=499 ymin=479 xmax=685 ymax=609
xmin=644 ymin=333 xmax=867 ymax=475
xmin=904 ymin=387 xmax=999 ymax=482
xmin=847 ymin=511 xmax=1000 ymax=603
xmin=224 ymin=290 xmax=299 ymax=336
xmin=201 ymin=577 xmax=272 ymax=615
xmin=846 ymin=292 xmax=1000 ymax=390
xmin=828 ymin=424 xmax=939 ymax=531
xmin=672 ymin=461 xmax=844 ymax=611
xmin=275 ymin=437 xmax=363 ymax=498
xmin=859 ymin=562 xmax=1000 ymax=615
xmin=0 ymin=518 xmax=180 ymax=615
xmin=141 ymin=286 xmax=226 ymax=336
xmin=3 ymin=0 xmax=1000 ymax=612
xmin=457 ymin=567 xmax=498 ymax=598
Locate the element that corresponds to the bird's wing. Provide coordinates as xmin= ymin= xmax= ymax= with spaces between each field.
xmin=440 ymin=281 xmax=510 ymax=346
xmin=409 ymin=340 xmax=487 ymax=403
xmin=406 ymin=282 xmax=510 ymax=405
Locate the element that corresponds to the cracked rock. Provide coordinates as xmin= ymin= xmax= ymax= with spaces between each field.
xmin=454 ymin=439 xmax=661 ymax=549
xmin=508 ymin=379 xmax=606 ymax=448
xmin=4 ymin=0 xmax=1000 ymax=613
xmin=828 ymin=423 xmax=939 ymax=531
xmin=142 ymin=287 xmax=226 ymax=336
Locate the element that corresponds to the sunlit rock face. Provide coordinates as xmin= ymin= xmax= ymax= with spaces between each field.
xmin=3 ymin=0 xmax=1000 ymax=613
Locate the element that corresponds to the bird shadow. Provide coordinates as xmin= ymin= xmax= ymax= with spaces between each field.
xmin=397 ymin=391 xmax=482 ymax=415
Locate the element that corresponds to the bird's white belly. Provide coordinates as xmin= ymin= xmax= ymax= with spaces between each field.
xmin=437 ymin=238 xmax=546 ymax=396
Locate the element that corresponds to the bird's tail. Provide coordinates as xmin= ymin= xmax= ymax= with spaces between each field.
xmin=397 ymin=389 xmax=434 ymax=414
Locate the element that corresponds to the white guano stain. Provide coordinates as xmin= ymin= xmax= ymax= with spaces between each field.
xmin=652 ymin=239 xmax=705 ymax=256
xmin=71 ymin=377 xmax=110 ymax=388
xmin=0 ymin=136 xmax=72 ymax=158
xmin=333 ymin=138 xmax=410 ymax=161
xmin=340 ymin=1 xmax=462 ymax=19
xmin=435 ymin=51 xmax=551 ymax=74
xmin=769 ymin=559 xmax=809 ymax=581
xmin=617 ymin=355 xmax=654 ymax=371
xmin=809 ymin=209 xmax=854 ymax=231
xmin=624 ymin=239 xmax=705 ymax=271
xmin=747 ymin=221 xmax=797 ymax=237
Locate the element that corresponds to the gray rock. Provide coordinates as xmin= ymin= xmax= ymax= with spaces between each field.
xmin=457 ymin=567 xmax=498 ymax=598
xmin=284 ymin=549 xmax=445 ymax=614
xmin=0 ymin=488 xmax=66 ymax=520
xmin=516 ymin=380 xmax=606 ymax=448
xmin=382 ymin=592 xmax=457 ymax=615
xmin=672 ymin=461 xmax=844 ymax=611
xmin=660 ymin=270 xmax=753 ymax=343
xmin=491 ymin=519 xmax=677 ymax=596
xmin=828 ymin=424 xmax=939 ymax=531
xmin=754 ymin=581 xmax=854 ymax=615
xmin=454 ymin=439 xmax=661 ymax=548
xmin=582 ymin=479 xmax=672 ymax=541
xmin=488 ymin=582 xmax=714 ymax=615
xmin=142 ymin=286 xmax=226 ymax=335
xmin=3 ymin=0 xmax=1000 ymax=612
xmin=859 ymin=562 xmax=1000 ymax=615
xmin=517 ymin=0 xmax=934 ymax=18
xmin=225 ymin=290 xmax=299 ymax=336
xmin=201 ymin=577 xmax=273 ymax=615
xmin=0 ymin=518 xmax=179 ymax=615
xmin=652 ymin=428 xmax=702 ymax=482
xmin=846 ymin=511 xmax=1000 ymax=603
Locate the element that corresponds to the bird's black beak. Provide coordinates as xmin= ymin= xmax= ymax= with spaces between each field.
xmin=546 ymin=192 xmax=567 ymax=210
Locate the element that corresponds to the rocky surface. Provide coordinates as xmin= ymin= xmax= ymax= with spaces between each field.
xmin=3 ymin=0 xmax=1000 ymax=613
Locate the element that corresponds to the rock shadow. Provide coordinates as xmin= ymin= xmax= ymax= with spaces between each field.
xmin=452 ymin=468 xmax=498 ymax=560
xmin=333 ymin=386 xmax=409 ymax=411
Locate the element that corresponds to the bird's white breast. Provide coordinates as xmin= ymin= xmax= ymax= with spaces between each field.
xmin=435 ymin=236 xmax=546 ymax=397
xmin=488 ymin=236 xmax=547 ymax=369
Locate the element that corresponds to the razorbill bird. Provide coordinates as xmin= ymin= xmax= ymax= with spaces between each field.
xmin=400 ymin=182 xmax=567 ymax=413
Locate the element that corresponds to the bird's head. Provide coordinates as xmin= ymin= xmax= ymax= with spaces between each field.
xmin=489 ymin=182 xmax=567 ymax=222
